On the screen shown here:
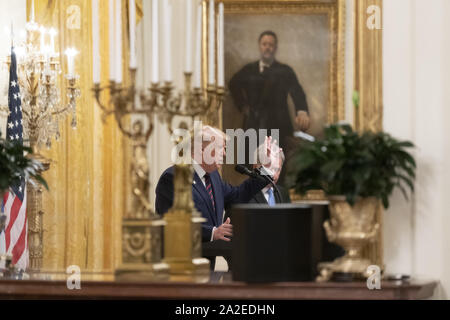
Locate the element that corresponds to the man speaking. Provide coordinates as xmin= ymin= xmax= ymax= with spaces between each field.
xmin=155 ymin=126 xmax=280 ymax=243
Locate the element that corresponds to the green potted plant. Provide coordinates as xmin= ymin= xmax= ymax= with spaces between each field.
xmin=287 ymin=123 xmax=416 ymax=280
xmin=0 ymin=136 xmax=48 ymax=198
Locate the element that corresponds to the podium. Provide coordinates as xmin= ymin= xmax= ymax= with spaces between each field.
xmin=230 ymin=204 xmax=328 ymax=283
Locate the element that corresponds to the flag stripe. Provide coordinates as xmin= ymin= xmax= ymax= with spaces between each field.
xmin=14 ymin=219 xmax=29 ymax=268
xmin=15 ymin=248 xmax=27 ymax=269
xmin=8 ymin=191 xmax=27 ymax=253
xmin=5 ymin=195 xmax=22 ymax=250
xmin=3 ymin=192 xmax=13 ymax=227
xmin=12 ymin=217 xmax=27 ymax=265
xmin=2 ymin=192 xmax=8 ymax=209
xmin=5 ymin=194 xmax=21 ymax=250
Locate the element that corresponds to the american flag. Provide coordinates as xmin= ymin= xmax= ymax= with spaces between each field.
xmin=0 ymin=47 xmax=28 ymax=269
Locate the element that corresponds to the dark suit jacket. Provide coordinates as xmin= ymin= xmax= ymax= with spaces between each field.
xmin=248 ymin=185 xmax=291 ymax=205
xmin=155 ymin=166 xmax=267 ymax=242
xmin=229 ymin=60 xmax=309 ymax=140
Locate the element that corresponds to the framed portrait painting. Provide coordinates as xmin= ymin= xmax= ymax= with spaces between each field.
xmin=214 ymin=0 xmax=346 ymax=185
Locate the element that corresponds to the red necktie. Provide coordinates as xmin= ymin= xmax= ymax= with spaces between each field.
xmin=204 ymin=173 xmax=216 ymax=213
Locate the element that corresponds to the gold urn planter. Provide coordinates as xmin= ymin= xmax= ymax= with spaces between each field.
xmin=317 ymin=196 xmax=380 ymax=282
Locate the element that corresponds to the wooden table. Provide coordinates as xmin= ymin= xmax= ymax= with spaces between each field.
xmin=0 ymin=273 xmax=437 ymax=300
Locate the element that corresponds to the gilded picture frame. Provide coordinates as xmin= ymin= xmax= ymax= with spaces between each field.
xmin=202 ymin=0 xmax=346 ymax=129
xmin=202 ymin=0 xmax=346 ymax=186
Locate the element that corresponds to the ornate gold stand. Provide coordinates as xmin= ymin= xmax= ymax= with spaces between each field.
xmin=163 ymin=165 xmax=210 ymax=282
xmin=115 ymin=219 xmax=169 ymax=281
xmin=26 ymin=152 xmax=50 ymax=271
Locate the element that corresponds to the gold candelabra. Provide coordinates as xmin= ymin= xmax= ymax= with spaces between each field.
xmin=93 ymin=70 xmax=224 ymax=281
xmin=2 ymin=20 xmax=80 ymax=271
xmin=93 ymin=69 xmax=170 ymax=280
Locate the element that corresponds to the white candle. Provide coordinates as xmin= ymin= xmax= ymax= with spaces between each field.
xmin=208 ymin=0 xmax=215 ymax=84
xmin=163 ymin=0 xmax=172 ymax=82
xmin=39 ymin=26 xmax=46 ymax=53
xmin=151 ymin=0 xmax=159 ymax=83
xmin=167 ymin=5 xmax=172 ymax=82
xmin=185 ymin=0 xmax=193 ymax=73
xmin=109 ymin=0 xmax=115 ymax=81
xmin=42 ymin=45 xmax=50 ymax=64
xmin=129 ymin=0 xmax=137 ymax=69
xmin=65 ymin=48 xmax=78 ymax=77
xmin=48 ymin=28 xmax=57 ymax=56
xmin=115 ymin=0 xmax=123 ymax=83
xmin=92 ymin=0 xmax=101 ymax=84
xmin=152 ymin=0 xmax=159 ymax=83
xmin=218 ymin=3 xmax=224 ymax=87
xmin=193 ymin=4 xmax=202 ymax=88
xmin=31 ymin=0 xmax=35 ymax=22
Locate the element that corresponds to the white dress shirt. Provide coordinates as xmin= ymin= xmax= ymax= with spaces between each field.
xmin=259 ymin=60 xmax=273 ymax=73
xmin=192 ymin=161 xmax=207 ymax=187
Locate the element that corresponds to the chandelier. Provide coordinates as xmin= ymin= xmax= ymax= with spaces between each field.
xmin=6 ymin=16 xmax=80 ymax=152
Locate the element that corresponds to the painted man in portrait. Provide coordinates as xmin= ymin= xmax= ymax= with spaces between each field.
xmin=229 ymin=30 xmax=311 ymax=184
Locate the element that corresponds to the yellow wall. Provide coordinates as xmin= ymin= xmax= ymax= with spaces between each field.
xmin=28 ymin=0 xmax=133 ymax=273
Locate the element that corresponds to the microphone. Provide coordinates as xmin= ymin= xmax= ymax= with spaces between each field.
xmin=235 ymin=165 xmax=260 ymax=179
